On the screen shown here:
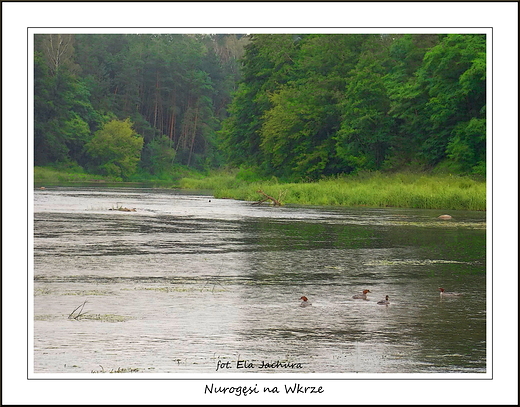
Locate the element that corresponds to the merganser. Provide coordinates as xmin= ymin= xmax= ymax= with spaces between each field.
xmin=300 ymin=296 xmax=312 ymax=307
xmin=377 ymin=295 xmax=390 ymax=305
xmin=352 ymin=289 xmax=371 ymax=300
xmin=439 ymin=287 xmax=463 ymax=296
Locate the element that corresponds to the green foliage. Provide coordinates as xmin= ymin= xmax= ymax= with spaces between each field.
xmin=261 ymin=83 xmax=339 ymax=180
xmin=140 ymin=135 xmax=176 ymax=176
xmin=336 ymin=51 xmax=393 ymax=171
xmin=235 ymin=166 xmax=268 ymax=183
xmin=218 ymin=82 xmax=266 ymax=166
xmin=85 ymin=119 xmax=144 ymax=179
xmin=34 ymin=33 xmax=247 ymax=174
xmin=61 ymin=113 xmax=92 ymax=163
xmin=416 ymin=34 xmax=486 ymax=166
xmin=220 ymin=33 xmax=486 ymax=178
xmin=34 ymin=35 xmax=103 ymax=167
xmin=446 ymin=118 xmax=486 ymax=175
xmin=34 ymin=165 xmax=119 ymax=183
xmin=34 ymin=33 xmax=487 ymax=182
xmin=179 ymin=171 xmax=486 ymax=211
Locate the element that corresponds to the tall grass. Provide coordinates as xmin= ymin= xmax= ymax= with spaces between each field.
xmin=34 ymin=164 xmax=198 ymax=186
xmin=34 ymin=166 xmax=119 ymax=183
xmin=34 ymin=165 xmax=486 ymax=210
xmin=179 ymin=171 xmax=486 ymax=211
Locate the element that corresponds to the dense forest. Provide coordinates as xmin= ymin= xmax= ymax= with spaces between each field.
xmin=34 ymin=33 xmax=248 ymax=178
xmin=34 ymin=33 xmax=486 ymax=181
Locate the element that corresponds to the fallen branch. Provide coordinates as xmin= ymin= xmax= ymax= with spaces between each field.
xmin=68 ymin=300 xmax=88 ymax=320
xmin=109 ymin=204 xmax=136 ymax=212
xmin=253 ymin=190 xmax=283 ymax=206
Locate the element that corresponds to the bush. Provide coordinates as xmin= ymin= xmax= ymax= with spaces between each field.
xmin=85 ymin=119 xmax=144 ymax=180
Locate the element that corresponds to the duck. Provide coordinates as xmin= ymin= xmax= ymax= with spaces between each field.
xmin=300 ymin=296 xmax=312 ymax=307
xmin=439 ymin=287 xmax=463 ymax=297
xmin=352 ymin=289 xmax=371 ymax=300
xmin=377 ymin=295 xmax=390 ymax=305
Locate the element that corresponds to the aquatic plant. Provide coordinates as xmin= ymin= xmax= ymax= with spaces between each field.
xmin=67 ymin=300 xmax=130 ymax=322
xmin=68 ymin=300 xmax=88 ymax=320
xmin=78 ymin=314 xmax=131 ymax=322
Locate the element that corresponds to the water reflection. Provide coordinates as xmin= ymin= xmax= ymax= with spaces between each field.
xmin=33 ymin=187 xmax=486 ymax=374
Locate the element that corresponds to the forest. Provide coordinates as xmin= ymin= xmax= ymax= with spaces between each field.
xmin=34 ymin=33 xmax=248 ymax=179
xmin=34 ymin=33 xmax=486 ymax=182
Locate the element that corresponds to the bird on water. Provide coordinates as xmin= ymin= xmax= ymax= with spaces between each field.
xmin=377 ymin=295 xmax=390 ymax=305
xmin=300 ymin=296 xmax=312 ymax=307
xmin=439 ymin=287 xmax=463 ymax=297
xmin=352 ymin=289 xmax=371 ymax=300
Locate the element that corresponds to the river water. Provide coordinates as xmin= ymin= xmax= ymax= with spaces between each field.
xmin=32 ymin=186 xmax=487 ymax=375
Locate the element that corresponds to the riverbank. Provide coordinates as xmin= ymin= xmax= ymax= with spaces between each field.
xmin=33 ymin=166 xmax=188 ymax=188
xmin=179 ymin=171 xmax=486 ymax=211
xmin=34 ymin=167 xmax=486 ymax=211
xmin=34 ymin=166 xmax=120 ymax=184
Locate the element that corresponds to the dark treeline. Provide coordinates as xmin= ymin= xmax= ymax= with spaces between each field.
xmin=34 ymin=33 xmax=485 ymax=181
xmin=34 ymin=33 xmax=248 ymax=178
xmin=220 ymin=33 xmax=486 ymax=180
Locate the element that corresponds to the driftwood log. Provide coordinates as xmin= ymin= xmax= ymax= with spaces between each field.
xmin=253 ymin=190 xmax=282 ymax=206
xmin=109 ymin=206 xmax=137 ymax=212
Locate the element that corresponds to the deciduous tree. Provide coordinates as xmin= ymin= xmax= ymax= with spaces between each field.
xmin=85 ymin=119 xmax=144 ymax=179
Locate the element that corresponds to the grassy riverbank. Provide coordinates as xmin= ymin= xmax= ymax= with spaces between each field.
xmin=179 ymin=171 xmax=486 ymax=211
xmin=34 ymin=166 xmax=486 ymax=211
xmin=33 ymin=165 xmax=195 ymax=186
xmin=34 ymin=165 xmax=119 ymax=184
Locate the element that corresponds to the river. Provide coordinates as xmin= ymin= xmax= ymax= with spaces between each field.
xmin=32 ymin=186 xmax=487 ymax=375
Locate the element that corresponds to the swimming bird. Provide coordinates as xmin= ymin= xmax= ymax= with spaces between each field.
xmin=300 ymin=296 xmax=312 ymax=307
xmin=439 ymin=287 xmax=463 ymax=297
xmin=352 ymin=289 xmax=371 ymax=300
xmin=377 ymin=295 xmax=390 ymax=305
